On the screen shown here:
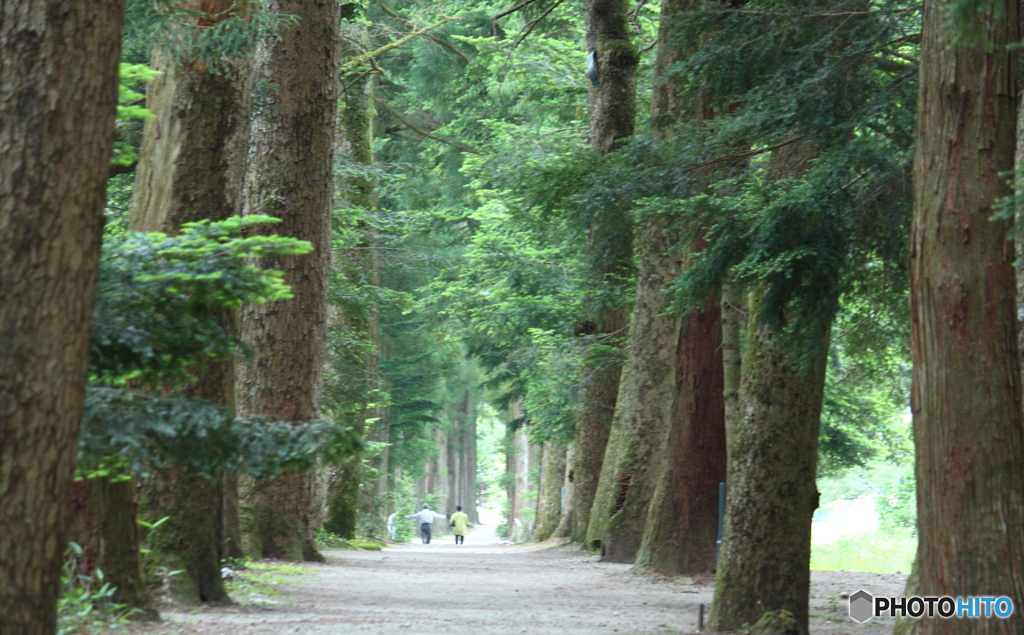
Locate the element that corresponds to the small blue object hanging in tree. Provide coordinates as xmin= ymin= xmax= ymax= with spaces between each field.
xmin=586 ymin=50 xmax=599 ymax=86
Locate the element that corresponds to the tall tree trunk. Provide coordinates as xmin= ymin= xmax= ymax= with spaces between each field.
xmin=584 ymin=216 xmax=681 ymax=561
xmin=128 ymin=6 xmax=253 ymax=598
xmin=237 ymin=0 xmax=339 ymax=562
xmin=67 ymin=477 xmax=159 ymax=619
xmin=636 ymin=285 xmax=725 ymax=573
xmin=553 ymin=444 xmax=576 ymax=537
xmin=326 ymin=19 xmax=378 ymax=540
xmin=512 ymin=420 xmax=531 ymax=541
xmin=910 ymin=3 xmax=1024 ymax=634
xmin=710 ymin=140 xmax=827 ymax=634
xmin=719 ymin=276 xmax=743 ymax=440
xmin=709 ymin=289 xmax=828 ymax=633
xmin=630 ymin=0 xmax=727 ymax=574
xmin=0 ymin=1 xmax=124 ymax=631
xmin=569 ymin=0 xmax=639 ymax=543
xmin=463 ymin=393 xmax=480 ymax=524
xmin=534 ymin=440 xmax=568 ymax=541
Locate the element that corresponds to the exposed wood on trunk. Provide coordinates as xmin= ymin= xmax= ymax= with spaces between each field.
xmin=636 ymin=284 xmax=726 ymax=573
xmin=0 ymin=1 xmax=124 ymax=630
xmin=910 ymin=3 xmax=1024 ymax=633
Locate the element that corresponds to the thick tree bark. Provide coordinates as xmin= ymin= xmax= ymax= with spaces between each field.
xmin=67 ymin=477 xmax=159 ymax=619
xmin=128 ymin=10 xmax=252 ymax=599
xmin=709 ymin=286 xmax=828 ymax=634
xmin=630 ymin=0 xmax=729 ymax=573
xmin=552 ymin=444 xmax=576 ymax=538
xmin=710 ymin=136 xmax=825 ymax=633
xmin=910 ymin=3 xmax=1024 ymax=634
xmin=636 ymin=288 xmax=725 ymax=573
xmin=0 ymin=2 xmax=123 ymax=632
xmin=237 ymin=0 xmax=339 ymax=562
xmin=534 ymin=440 xmax=568 ymax=541
xmin=585 ymin=216 xmax=681 ymax=561
xmin=568 ymin=0 xmax=639 ymax=543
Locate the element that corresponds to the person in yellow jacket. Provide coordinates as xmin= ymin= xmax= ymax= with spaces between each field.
xmin=449 ymin=505 xmax=469 ymax=545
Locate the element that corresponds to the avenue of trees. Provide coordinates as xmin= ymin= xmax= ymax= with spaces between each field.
xmin=3 ymin=0 xmax=1024 ymax=634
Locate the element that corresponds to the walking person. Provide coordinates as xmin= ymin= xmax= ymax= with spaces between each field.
xmin=405 ymin=504 xmax=445 ymax=544
xmin=449 ymin=505 xmax=469 ymax=545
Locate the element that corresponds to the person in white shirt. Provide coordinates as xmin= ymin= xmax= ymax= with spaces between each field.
xmin=405 ymin=504 xmax=446 ymax=544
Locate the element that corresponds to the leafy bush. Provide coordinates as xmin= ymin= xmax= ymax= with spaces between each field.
xmin=80 ymin=387 xmax=363 ymax=480
xmin=90 ymin=215 xmax=311 ymax=387
xmin=83 ymin=216 xmax=362 ymax=481
xmin=57 ymin=543 xmax=136 ymax=635
xmin=875 ymin=464 xmax=917 ymax=532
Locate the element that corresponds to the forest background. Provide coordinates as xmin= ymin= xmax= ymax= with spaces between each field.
xmin=6 ymin=0 xmax=1024 ymax=634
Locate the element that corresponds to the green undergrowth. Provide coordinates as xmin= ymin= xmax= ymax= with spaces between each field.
xmin=57 ymin=543 xmax=138 ymax=635
xmin=316 ymin=529 xmax=387 ymax=551
xmin=811 ymin=528 xmax=916 ymax=574
xmin=224 ymin=561 xmax=309 ymax=604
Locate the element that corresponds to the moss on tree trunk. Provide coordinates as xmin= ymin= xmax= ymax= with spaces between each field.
xmin=569 ymin=0 xmax=639 ymax=544
xmin=534 ymin=441 xmax=568 ymax=542
xmin=708 ymin=287 xmax=827 ymax=634
xmin=585 ymin=215 xmax=681 ymax=561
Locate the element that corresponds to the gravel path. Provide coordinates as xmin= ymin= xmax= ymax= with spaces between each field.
xmin=129 ymin=521 xmax=908 ymax=635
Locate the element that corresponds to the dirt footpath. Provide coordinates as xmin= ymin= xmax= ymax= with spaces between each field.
xmin=133 ymin=522 xmax=907 ymax=635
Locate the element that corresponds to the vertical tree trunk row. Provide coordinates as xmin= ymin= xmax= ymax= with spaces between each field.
xmin=585 ymin=215 xmax=682 ymax=561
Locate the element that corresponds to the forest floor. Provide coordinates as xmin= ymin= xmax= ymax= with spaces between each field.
xmin=125 ymin=518 xmax=907 ymax=635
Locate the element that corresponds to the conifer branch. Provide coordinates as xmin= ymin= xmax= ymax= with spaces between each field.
xmin=682 ymin=136 xmax=805 ymax=173
xmin=378 ymin=4 xmax=469 ymax=64
xmin=494 ymin=0 xmax=543 ymax=21
xmin=338 ymin=17 xmax=459 ymax=75
xmin=509 ymin=0 xmax=566 ymax=51
xmin=723 ymin=5 xmax=921 ymax=18
xmin=374 ymin=98 xmax=480 ymax=154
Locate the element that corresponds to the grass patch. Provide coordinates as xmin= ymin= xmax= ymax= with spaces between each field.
xmin=226 ymin=560 xmax=310 ymax=603
xmin=811 ymin=528 xmax=916 ymax=574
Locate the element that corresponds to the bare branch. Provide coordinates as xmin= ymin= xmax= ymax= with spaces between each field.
xmin=682 ymin=136 xmax=805 ymax=173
